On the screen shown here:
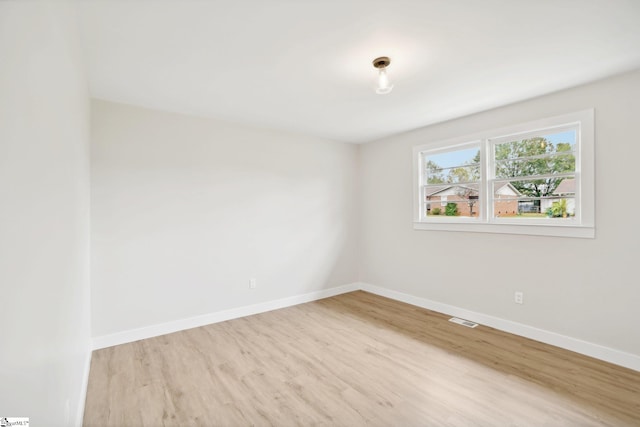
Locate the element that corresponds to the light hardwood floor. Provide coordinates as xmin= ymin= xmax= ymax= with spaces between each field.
xmin=83 ymin=291 xmax=640 ymax=426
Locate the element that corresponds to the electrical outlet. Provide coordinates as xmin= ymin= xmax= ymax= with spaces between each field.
xmin=249 ymin=278 xmax=257 ymax=289
xmin=514 ymin=291 xmax=524 ymax=304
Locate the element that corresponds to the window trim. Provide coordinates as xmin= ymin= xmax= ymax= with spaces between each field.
xmin=413 ymin=110 xmax=594 ymax=238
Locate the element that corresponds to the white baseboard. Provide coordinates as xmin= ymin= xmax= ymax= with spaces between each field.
xmin=75 ymin=344 xmax=92 ymax=426
xmin=91 ymin=283 xmax=360 ymax=350
xmin=358 ymin=282 xmax=640 ymax=372
xmin=90 ymin=281 xmax=640 ymax=372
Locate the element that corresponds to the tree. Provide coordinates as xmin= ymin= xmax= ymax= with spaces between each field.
xmin=454 ymin=186 xmax=479 ymax=216
xmin=449 ymin=167 xmax=471 ymax=183
xmin=495 ymin=138 xmax=575 ymax=198
xmin=426 ymin=160 xmax=445 ymax=184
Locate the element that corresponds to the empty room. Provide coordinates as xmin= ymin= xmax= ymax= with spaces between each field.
xmin=2 ymin=0 xmax=640 ymax=426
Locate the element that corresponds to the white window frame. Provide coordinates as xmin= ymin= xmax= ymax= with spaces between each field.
xmin=413 ymin=110 xmax=594 ymax=238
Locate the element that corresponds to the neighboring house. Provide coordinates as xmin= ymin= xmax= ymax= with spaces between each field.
xmin=540 ymin=178 xmax=576 ymax=214
xmin=426 ymin=183 xmax=520 ymax=216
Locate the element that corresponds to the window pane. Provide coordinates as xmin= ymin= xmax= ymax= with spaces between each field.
xmin=494 ymin=130 xmax=576 ymax=182
xmin=494 ymin=130 xmax=576 ymax=161
xmin=491 ymin=177 xmax=577 ymax=219
xmin=424 ymin=184 xmax=481 ymax=218
xmin=424 ymin=146 xmax=480 ymax=184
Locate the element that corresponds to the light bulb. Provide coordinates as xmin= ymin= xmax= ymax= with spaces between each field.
xmin=372 ymin=56 xmax=394 ymax=95
xmin=376 ymin=67 xmax=393 ymax=95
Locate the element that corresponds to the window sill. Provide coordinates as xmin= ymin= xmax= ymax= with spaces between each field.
xmin=413 ymin=221 xmax=595 ymax=238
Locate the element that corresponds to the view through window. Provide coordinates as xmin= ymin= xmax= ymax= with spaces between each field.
xmin=414 ymin=110 xmax=594 ymax=238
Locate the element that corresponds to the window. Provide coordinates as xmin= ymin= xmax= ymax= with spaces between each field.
xmin=423 ymin=143 xmax=481 ymax=218
xmin=413 ymin=110 xmax=594 ymax=238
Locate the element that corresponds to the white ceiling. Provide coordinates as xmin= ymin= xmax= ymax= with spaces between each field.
xmin=78 ymin=0 xmax=640 ymax=143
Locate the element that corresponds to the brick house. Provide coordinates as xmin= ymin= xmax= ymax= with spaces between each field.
xmin=426 ymin=183 xmax=520 ymax=217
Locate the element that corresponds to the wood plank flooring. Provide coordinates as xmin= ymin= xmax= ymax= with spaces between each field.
xmin=83 ymin=291 xmax=640 ymax=426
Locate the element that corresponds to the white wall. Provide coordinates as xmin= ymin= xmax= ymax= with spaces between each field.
xmin=360 ymin=69 xmax=640 ymax=358
xmin=90 ymin=100 xmax=359 ymax=337
xmin=0 ymin=2 xmax=91 ymax=426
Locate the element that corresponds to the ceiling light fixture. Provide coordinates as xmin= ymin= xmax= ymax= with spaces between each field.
xmin=372 ymin=56 xmax=393 ymax=95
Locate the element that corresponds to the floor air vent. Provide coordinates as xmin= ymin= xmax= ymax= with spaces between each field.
xmin=449 ymin=317 xmax=478 ymax=328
